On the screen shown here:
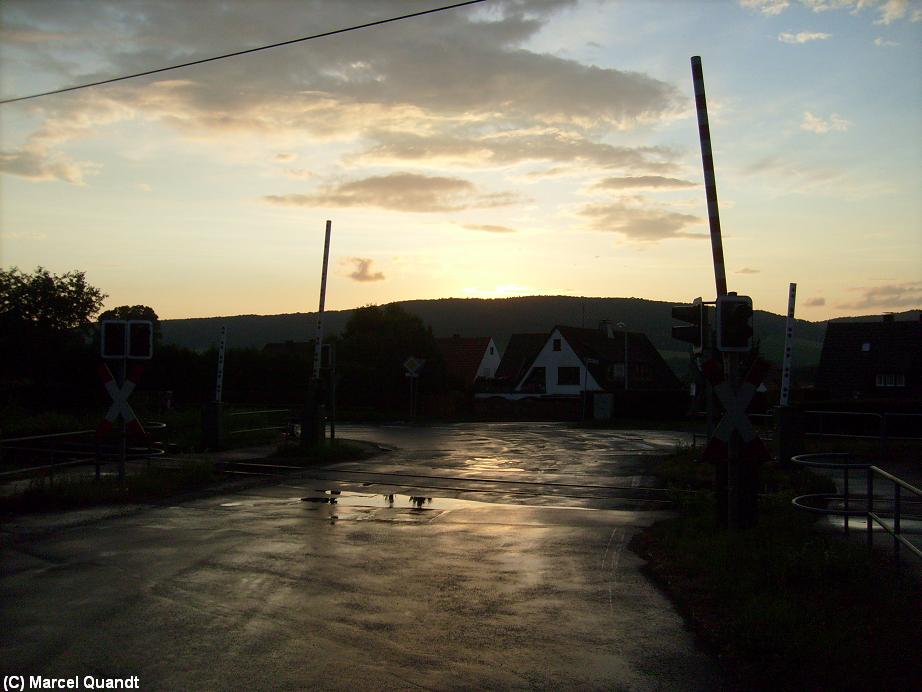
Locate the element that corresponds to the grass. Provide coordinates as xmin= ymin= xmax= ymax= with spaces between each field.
xmin=270 ymin=438 xmax=376 ymax=464
xmin=634 ymin=446 xmax=922 ymax=691
xmin=0 ymin=459 xmax=219 ymax=515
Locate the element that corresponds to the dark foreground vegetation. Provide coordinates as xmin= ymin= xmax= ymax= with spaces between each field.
xmin=635 ymin=447 xmax=922 ymax=691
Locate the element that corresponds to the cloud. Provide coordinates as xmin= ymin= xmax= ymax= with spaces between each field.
xmin=591 ymin=175 xmax=696 ymax=191
xmin=347 ymin=258 xmax=385 ymax=283
xmin=579 ymin=199 xmax=703 ymax=242
xmin=736 ymin=267 xmax=761 ymax=274
xmin=2 ymin=1 xmax=678 ymax=136
xmin=0 ymin=146 xmax=95 ymax=184
xmin=0 ymin=92 xmax=132 ymax=184
xmin=837 ymin=281 xmax=922 ymax=309
xmin=741 ymin=0 xmax=921 ymax=24
xmin=461 ymin=223 xmax=517 ymax=233
xmin=805 ymin=297 xmax=826 ymax=306
xmin=264 ymin=172 xmax=521 ymax=213
xmin=743 ymin=155 xmax=843 ymax=188
xmin=275 ymin=153 xmax=297 ymax=162
xmin=800 ymin=111 xmax=850 ymax=133
xmin=741 ymin=0 xmax=791 ymax=15
xmin=351 ymin=129 xmax=678 ymax=172
xmin=778 ymin=31 xmax=832 ymax=43
xmin=874 ymin=36 xmax=900 ymax=45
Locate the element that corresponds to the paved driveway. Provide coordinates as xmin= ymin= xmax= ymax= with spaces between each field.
xmin=1 ymin=423 xmax=722 ymax=691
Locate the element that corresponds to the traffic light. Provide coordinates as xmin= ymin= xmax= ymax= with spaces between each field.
xmin=671 ymin=298 xmax=705 ymax=354
xmin=100 ymin=320 xmax=153 ymax=359
xmin=128 ymin=320 xmax=153 ymax=359
xmin=101 ymin=321 xmax=127 ymax=358
xmin=717 ymin=294 xmax=753 ymax=352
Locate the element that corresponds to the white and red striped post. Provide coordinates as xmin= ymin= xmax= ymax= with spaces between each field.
xmin=780 ymin=283 xmax=797 ymax=406
xmin=215 ymin=325 xmax=227 ymax=403
xmin=691 ymin=56 xmax=728 ymax=298
xmin=303 ymin=220 xmax=332 ymax=447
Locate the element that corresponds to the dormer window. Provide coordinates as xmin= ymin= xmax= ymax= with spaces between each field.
xmin=875 ymin=374 xmax=905 ymax=387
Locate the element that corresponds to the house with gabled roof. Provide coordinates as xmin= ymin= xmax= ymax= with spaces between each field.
xmin=436 ymin=335 xmax=501 ymax=389
xmin=815 ymin=315 xmax=922 ymax=401
xmin=476 ymin=322 xmax=682 ymax=418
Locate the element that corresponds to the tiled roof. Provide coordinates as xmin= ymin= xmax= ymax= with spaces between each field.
xmin=556 ymin=326 xmax=681 ymax=390
xmin=494 ymin=333 xmax=547 ymax=385
xmin=436 ymin=336 xmax=491 ymax=386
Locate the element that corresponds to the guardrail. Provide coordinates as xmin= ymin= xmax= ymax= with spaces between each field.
xmin=867 ymin=466 xmax=922 ymax=562
xmin=802 ymin=410 xmax=922 ymax=460
xmin=0 ymin=423 xmax=167 ymax=483
xmin=226 ymin=408 xmax=292 ymax=437
xmin=791 ymin=453 xmax=922 ymax=564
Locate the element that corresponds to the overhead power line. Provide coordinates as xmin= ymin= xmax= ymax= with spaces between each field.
xmin=0 ymin=0 xmax=486 ymax=105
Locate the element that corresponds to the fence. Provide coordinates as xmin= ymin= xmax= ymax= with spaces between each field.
xmin=791 ymin=453 xmax=922 ymax=564
xmin=226 ymin=408 xmax=293 ymax=438
xmin=0 ymin=422 xmax=167 ymax=484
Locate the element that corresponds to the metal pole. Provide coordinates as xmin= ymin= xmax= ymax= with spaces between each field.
xmin=867 ymin=468 xmax=873 ymax=549
xmin=313 ymin=220 xmax=332 ymax=383
xmin=843 ymin=466 xmax=850 ymax=534
xmin=303 ymin=220 xmax=332 ymax=447
xmin=329 ymin=344 xmax=337 ymax=441
xmin=691 ymin=56 xmax=728 ymax=298
xmin=617 ymin=322 xmax=628 ymax=391
xmin=215 ymin=325 xmax=227 ymax=403
xmin=118 ymin=357 xmax=127 ymax=483
xmin=780 ymin=283 xmax=796 ymax=407
xmin=894 ymin=483 xmax=901 ymax=563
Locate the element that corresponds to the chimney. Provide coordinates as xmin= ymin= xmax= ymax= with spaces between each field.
xmin=599 ymin=320 xmax=614 ymax=339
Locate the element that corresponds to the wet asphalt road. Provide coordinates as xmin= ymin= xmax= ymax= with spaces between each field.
xmin=1 ymin=423 xmax=723 ymax=691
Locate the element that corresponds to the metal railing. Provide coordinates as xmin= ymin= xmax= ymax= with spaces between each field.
xmin=791 ymin=452 xmax=922 ymax=563
xmin=867 ymin=465 xmax=922 ymax=562
xmin=0 ymin=423 xmax=167 ymax=483
xmin=226 ymin=408 xmax=292 ymax=436
xmin=802 ymin=410 xmax=922 ymax=460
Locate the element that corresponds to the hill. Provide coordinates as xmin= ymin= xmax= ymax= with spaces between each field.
xmin=161 ymin=295 xmax=839 ymax=375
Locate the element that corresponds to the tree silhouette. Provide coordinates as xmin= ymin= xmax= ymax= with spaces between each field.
xmin=98 ymin=304 xmax=162 ymax=344
xmin=1 ymin=267 xmax=107 ymax=408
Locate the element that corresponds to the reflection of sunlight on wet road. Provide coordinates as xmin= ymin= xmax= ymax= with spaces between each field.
xmin=335 ymin=422 xmax=690 ymax=478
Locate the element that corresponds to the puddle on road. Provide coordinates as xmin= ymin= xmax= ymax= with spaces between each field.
xmin=299 ymin=490 xmax=487 ymax=511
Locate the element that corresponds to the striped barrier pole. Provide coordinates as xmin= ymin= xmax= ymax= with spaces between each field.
xmin=691 ymin=56 xmax=728 ymax=297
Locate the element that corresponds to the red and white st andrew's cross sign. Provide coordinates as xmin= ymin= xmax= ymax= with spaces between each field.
xmin=96 ymin=363 xmax=146 ymax=438
xmin=700 ymin=357 xmax=770 ymax=463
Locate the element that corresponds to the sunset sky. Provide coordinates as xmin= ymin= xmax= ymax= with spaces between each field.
xmin=2 ymin=0 xmax=920 ymax=320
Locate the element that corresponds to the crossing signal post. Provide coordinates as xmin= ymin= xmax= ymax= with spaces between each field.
xmin=717 ymin=294 xmax=753 ymax=352
xmin=671 ymin=298 xmax=706 ymax=354
xmin=99 ymin=320 xmax=153 ymax=482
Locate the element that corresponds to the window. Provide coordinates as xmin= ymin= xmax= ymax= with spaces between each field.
xmin=876 ymin=373 xmax=906 ymax=387
xmin=489 ymin=346 xmax=494 ymax=355
xmin=553 ymin=338 xmax=561 ymax=352
xmin=557 ymin=366 xmax=580 ymax=386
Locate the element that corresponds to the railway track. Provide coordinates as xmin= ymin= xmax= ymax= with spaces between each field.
xmin=215 ymin=458 xmax=678 ymax=507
